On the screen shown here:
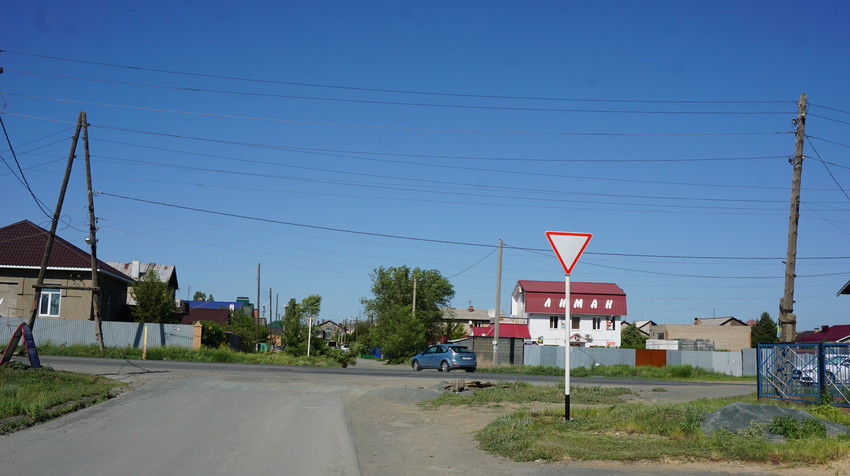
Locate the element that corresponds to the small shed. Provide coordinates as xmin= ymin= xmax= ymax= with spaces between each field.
xmin=456 ymin=324 xmax=530 ymax=365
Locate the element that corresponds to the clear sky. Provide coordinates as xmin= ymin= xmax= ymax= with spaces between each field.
xmin=2 ymin=1 xmax=848 ymax=331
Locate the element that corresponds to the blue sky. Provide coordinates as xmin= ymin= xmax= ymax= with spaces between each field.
xmin=2 ymin=1 xmax=848 ymax=331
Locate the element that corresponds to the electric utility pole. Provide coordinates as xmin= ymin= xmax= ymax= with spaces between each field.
xmin=493 ymin=239 xmax=503 ymax=366
xmin=82 ymin=113 xmax=106 ymax=352
xmin=28 ymin=112 xmax=85 ymax=330
xmin=256 ymin=263 xmax=261 ymax=351
xmin=779 ymin=93 xmax=807 ymax=343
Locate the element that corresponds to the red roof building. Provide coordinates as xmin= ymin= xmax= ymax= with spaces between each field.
xmin=468 ymin=323 xmax=531 ymax=339
xmin=796 ymin=324 xmax=850 ymax=343
xmin=511 ymin=280 xmax=627 ymax=348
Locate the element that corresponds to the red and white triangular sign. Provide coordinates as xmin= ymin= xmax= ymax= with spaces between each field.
xmin=545 ymin=231 xmax=592 ymax=275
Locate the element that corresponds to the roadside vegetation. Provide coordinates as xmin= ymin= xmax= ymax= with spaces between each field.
xmin=423 ymin=382 xmax=850 ymax=465
xmin=479 ymin=363 xmax=754 ymax=381
xmin=35 ymin=342 xmax=355 ymax=367
xmin=0 ymin=361 xmax=124 ymax=434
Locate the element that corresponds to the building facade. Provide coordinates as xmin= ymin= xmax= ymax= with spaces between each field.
xmin=0 ymin=220 xmax=133 ymax=322
xmin=510 ymin=280 xmax=627 ymax=347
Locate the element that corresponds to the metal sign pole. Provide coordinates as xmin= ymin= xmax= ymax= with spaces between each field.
xmin=564 ymin=274 xmax=571 ymax=421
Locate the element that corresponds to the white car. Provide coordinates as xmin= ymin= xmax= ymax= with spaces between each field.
xmin=791 ymin=355 xmax=850 ymax=385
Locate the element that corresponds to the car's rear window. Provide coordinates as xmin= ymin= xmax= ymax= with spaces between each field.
xmin=449 ymin=346 xmax=474 ymax=354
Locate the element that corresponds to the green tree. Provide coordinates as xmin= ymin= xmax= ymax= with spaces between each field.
xmin=620 ymin=322 xmax=647 ymax=349
xmin=300 ymin=294 xmax=321 ymax=318
xmin=226 ymin=310 xmax=268 ymax=352
xmin=192 ymin=291 xmax=206 ymax=301
xmin=361 ymin=266 xmax=455 ymax=362
xmin=207 ymin=294 xmax=215 ymax=301
xmin=131 ymin=270 xmax=179 ymax=323
xmin=281 ymin=298 xmax=307 ymax=354
xmin=751 ymin=311 xmax=778 ymax=347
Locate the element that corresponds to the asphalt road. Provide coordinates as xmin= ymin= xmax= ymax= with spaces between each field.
xmin=0 ymin=356 xmax=774 ymax=476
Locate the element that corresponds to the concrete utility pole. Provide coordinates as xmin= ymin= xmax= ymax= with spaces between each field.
xmin=28 ymin=112 xmax=85 ymax=330
xmin=779 ymin=93 xmax=807 ymax=343
xmin=493 ymin=239 xmax=503 ymax=366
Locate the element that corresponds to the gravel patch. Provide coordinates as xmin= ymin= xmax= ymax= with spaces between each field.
xmin=701 ymin=402 xmax=849 ymax=439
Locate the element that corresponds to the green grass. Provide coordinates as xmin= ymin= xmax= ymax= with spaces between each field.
xmin=0 ymin=361 xmax=124 ymax=433
xmin=421 ymin=381 xmax=634 ymax=407
xmin=36 ymin=342 xmax=349 ymax=367
xmin=473 ymin=393 xmax=850 ymax=465
xmin=419 ymin=379 xmax=850 ymax=465
xmin=480 ymin=363 xmax=754 ymax=381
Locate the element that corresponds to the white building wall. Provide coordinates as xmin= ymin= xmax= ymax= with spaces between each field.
xmin=528 ymin=313 xmax=621 ymax=347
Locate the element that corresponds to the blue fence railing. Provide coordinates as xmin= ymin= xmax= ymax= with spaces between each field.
xmin=758 ymin=343 xmax=850 ymax=408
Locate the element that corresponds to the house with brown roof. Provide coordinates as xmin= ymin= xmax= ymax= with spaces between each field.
xmin=0 ymin=220 xmax=134 ymax=322
xmin=510 ymin=280 xmax=627 ymax=347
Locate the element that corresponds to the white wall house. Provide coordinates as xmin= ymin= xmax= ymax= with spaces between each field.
xmin=511 ymin=280 xmax=627 ymax=347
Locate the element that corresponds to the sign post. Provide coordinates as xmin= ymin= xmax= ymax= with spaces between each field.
xmin=545 ymin=231 xmax=592 ymax=421
xmin=1 ymin=323 xmax=41 ymax=368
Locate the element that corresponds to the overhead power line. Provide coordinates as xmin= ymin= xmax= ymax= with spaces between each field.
xmin=4 ymin=70 xmax=793 ymax=115
xmin=0 ymin=50 xmax=794 ymax=104
xmin=1 ymin=94 xmax=794 ymax=137
xmin=0 ymin=115 xmax=51 ymax=217
xmin=95 ymin=191 xmax=850 ymax=261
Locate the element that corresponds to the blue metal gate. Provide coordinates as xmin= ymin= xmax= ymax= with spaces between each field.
xmin=758 ymin=343 xmax=850 ymax=408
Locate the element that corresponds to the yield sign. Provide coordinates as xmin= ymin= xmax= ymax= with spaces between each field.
xmin=545 ymin=231 xmax=592 ymax=275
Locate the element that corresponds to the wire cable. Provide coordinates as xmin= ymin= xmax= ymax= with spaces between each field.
xmin=94 ymin=191 xmax=850 ymax=261
xmin=806 ymin=136 xmax=850 ymax=202
xmin=0 ymin=50 xmax=794 ymax=104
xmin=2 ymin=93 xmax=793 ymax=137
xmin=0 ymin=115 xmax=52 ymax=217
xmin=3 ymin=70 xmax=793 ymax=115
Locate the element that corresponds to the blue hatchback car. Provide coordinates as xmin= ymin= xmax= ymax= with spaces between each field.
xmin=411 ymin=344 xmax=477 ymax=372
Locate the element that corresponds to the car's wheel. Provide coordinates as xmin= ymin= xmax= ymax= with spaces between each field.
xmin=465 ymin=368 xmax=476 ymax=373
xmin=412 ymin=360 xmax=422 ymax=371
xmin=440 ymin=361 xmax=451 ymax=372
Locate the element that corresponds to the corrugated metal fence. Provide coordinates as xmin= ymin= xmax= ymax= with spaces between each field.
xmin=0 ymin=317 xmax=194 ymax=349
xmin=523 ymin=344 xmax=758 ymax=376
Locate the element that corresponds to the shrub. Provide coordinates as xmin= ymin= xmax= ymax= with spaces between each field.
xmin=199 ymin=321 xmax=226 ymax=348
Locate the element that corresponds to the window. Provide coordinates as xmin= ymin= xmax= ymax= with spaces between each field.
xmin=592 ymin=317 xmax=601 ymax=330
xmin=39 ymin=288 xmax=61 ymax=317
xmin=549 ymin=316 xmax=559 ymax=329
xmin=571 ymin=316 xmax=580 ymax=329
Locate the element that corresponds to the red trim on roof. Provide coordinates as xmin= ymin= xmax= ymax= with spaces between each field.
xmin=517 ymin=280 xmax=627 ymax=315
xmin=0 ymin=220 xmax=132 ymax=283
xmin=517 ymin=280 xmax=625 ymax=295
xmin=525 ymin=293 xmax=627 ymax=315
xmin=469 ymin=324 xmax=530 ymax=339
xmin=796 ymin=325 xmax=850 ymax=343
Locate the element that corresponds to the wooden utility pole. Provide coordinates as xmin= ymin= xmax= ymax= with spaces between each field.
xmin=28 ymin=112 xmax=85 ymax=330
xmin=493 ymin=239 xmax=503 ymax=366
xmin=779 ymin=93 xmax=807 ymax=343
xmin=256 ymin=263 xmax=261 ymax=351
xmin=82 ymin=113 xmax=105 ymax=352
